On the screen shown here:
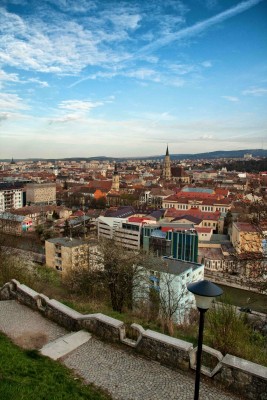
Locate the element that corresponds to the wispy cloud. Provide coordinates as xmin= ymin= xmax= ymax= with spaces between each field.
xmin=70 ymin=0 xmax=260 ymax=88
xmin=0 ymin=93 xmax=29 ymax=110
xmin=1 ymin=0 xmax=261 ymax=79
xmin=222 ymin=96 xmax=239 ymax=102
xmin=58 ymin=100 xmax=104 ymax=111
xmin=242 ymin=87 xmax=267 ymax=96
xmin=0 ymin=5 xmax=135 ymax=74
xmin=0 ymin=69 xmax=21 ymax=89
xmin=27 ymin=78 xmax=49 ymax=87
xmin=200 ymin=134 xmax=214 ymax=140
xmin=48 ymin=98 xmax=106 ymax=124
xmin=132 ymin=0 xmax=263 ymax=58
xmin=48 ymin=113 xmax=83 ymax=125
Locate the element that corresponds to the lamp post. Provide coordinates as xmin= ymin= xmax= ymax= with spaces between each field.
xmin=187 ymin=280 xmax=223 ymax=400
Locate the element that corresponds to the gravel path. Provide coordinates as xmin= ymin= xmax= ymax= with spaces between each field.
xmin=0 ymin=300 xmax=242 ymax=399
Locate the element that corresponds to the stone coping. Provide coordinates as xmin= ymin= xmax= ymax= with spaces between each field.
xmin=81 ymin=313 xmax=124 ymax=328
xmin=222 ymin=354 xmax=267 ymax=380
xmin=17 ymin=284 xmax=39 ymax=298
xmin=143 ymin=329 xmax=193 ymax=351
xmin=48 ymin=299 xmax=82 ymax=318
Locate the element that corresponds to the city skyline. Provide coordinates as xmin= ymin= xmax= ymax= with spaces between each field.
xmin=0 ymin=0 xmax=267 ymax=159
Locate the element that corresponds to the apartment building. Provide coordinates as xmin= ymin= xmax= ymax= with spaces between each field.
xmin=26 ymin=183 xmax=56 ymax=205
xmin=0 ymin=183 xmax=23 ymax=212
xmin=45 ymin=237 xmax=99 ymax=275
xmin=231 ymin=222 xmax=263 ymax=254
xmin=114 ymin=222 xmax=143 ymax=250
xmin=138 ymin=257 xmax=204 ymax=324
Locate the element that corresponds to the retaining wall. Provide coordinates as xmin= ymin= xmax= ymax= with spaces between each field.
xmin=1 ymin=280 xmax=266 ymax=400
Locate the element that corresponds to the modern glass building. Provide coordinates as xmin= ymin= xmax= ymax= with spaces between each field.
xmin=142 ymin=225 xmax=198 ymax=263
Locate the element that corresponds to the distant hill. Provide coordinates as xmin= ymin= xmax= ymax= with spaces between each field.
xmin=168 ymin=149 xmax=267 ymax=161
xmin=1 ymin=149 xmax=266 ymax=162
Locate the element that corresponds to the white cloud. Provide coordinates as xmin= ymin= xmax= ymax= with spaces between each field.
xmin=0 ymin=69 xmax=21 ymax=89
xmin=0 ymin=0 xmax=261 ymax=78
xmin=48 ymin=113 xmax=83 ymax=124
xmin=48 ymin=99 xmax=106 ymax=124
xmin=242 ymin=87 xmax=267 ymax=96
xmin=132 ymin=0 xmax=263 ymax=59
xmin=199 ymin=134 xmax=214 ymax=140
xmin=222 ymin=96 xmax=239 ymax=102
xmin=58 ymin=100 xmax=104 ymax=111
xmin=0 ymin=93 xmax=29 ymax=110
xmin=27 ymin=78 xmax=49 ymax=87
xmin=126 ymin=68 xmax=161 ymax=81
xmin=0 ymin=7 xmax=132 ymax=74
xmin=0 ymin=69 xmax=20 ymax=83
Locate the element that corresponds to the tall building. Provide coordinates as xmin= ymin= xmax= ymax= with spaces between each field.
xmin=26 ymin=183 xmax=56 ymax=205
xmin=0 ymin=183 xmax=23 ymax=212
xmin=143 ymin=225 xmax=198 ymax=263
xmin=111 ymin=163 xmax=120 ymax=191
xmin=45 ymin=237 xmax=99 ymax=275
xmin=162 ymin=145 xmax=171 ymax=180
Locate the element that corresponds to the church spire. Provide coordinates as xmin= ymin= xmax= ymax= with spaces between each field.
xmin=162 ymin=145 xmax=171 ymax=180
xmin=114 ymin=162 xmax=118 ymax=175
xmin=111 ymin=162 xmax=120 ymax=191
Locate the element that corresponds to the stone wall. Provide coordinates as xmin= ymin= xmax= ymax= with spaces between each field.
xmin=1 ymin=280 xmax=266 ymax=400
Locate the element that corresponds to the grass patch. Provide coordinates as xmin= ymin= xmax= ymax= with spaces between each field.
xmin=0 ymin=333 xmax=111 ymax=400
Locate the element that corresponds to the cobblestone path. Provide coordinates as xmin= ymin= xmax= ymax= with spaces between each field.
xmin=0 ymin=300 xmax=242 ymax=400
xmin=63 ymin=338 xmax=241 ymax=400
xmin=0 ymin=300 xmax=67 ymax=348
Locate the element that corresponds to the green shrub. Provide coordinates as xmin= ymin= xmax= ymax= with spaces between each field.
xmin=205 ymin=302 xmax=267 ymax=365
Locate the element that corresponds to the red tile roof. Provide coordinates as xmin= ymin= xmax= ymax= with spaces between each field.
xmin=234 ymin=222 xmax=259 ymax=233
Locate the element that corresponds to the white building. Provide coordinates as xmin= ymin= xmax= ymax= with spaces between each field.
xmin=0 ymin=184 xmax=23 ymax=212
xmin=97 ymin=216 xmax=143 ymax=250
xmin=139 ymin=257 xmax=204 ymax=324
xmin=98 ymin=216 xmax=127 ymax=239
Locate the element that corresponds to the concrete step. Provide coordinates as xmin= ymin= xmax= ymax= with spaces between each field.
xmin=40 ymin=330 xmax=91 ymax=360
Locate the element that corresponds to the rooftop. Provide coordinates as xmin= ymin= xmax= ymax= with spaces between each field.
xmin=46 ymin=237 xmax=90 ymax=248
xmin=152 ymin=256 xmax=203 ymax=275
xmin=181 ymin=187 xmax=214 ymax=194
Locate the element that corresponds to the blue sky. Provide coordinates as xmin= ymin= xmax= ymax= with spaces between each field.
xmin=0 ymin=0 xmax=266 ymax=159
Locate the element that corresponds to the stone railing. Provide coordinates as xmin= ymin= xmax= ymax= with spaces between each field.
xmin=1 ymin=280 xmax=266 ymax=400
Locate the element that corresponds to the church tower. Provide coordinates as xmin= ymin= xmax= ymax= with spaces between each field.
xmin=162 ymin=145 xmax=171 ymax=180
xmin=111 ymin=163 xmax=120 ymax=191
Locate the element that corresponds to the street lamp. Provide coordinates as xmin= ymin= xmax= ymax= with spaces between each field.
xmin=187 ymin=280 xmax=223 ymax=400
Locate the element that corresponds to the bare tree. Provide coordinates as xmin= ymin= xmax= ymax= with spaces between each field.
xmin=237 ymin=253 xmax=267 ymax=295
xmin=156 ymin=272 xmax=190 ymax=336
xmin=97 ymin=238 xmax=155 ymax=313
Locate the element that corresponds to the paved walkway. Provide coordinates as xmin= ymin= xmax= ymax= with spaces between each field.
xmin=0 ymin=300 xmax=243 ymax=400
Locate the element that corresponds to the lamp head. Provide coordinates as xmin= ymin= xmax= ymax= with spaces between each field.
xmin=187 ymin=280 xmax=223 ymax=310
